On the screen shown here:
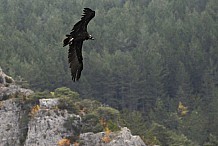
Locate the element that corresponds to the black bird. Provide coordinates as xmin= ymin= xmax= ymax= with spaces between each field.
xmin=63 ymin=8 xmax=95 ymax=81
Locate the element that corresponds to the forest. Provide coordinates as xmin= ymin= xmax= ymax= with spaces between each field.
xmin=0 ymin=0 xmax=218 ymax=145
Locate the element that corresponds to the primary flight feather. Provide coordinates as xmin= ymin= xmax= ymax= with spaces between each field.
xmin=63 ymin=8 xmax=95 ymax=81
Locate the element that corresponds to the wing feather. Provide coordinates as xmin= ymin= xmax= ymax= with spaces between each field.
xmin=72 ymin=8 xmax=95 ymax=32
xmin=68 ymin=41 xmax=84 ymax=81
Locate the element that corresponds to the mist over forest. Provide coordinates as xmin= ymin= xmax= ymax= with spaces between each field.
xmin=0 ymin=0 xmax=217 ymax=145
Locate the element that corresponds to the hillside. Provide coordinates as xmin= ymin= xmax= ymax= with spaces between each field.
xmin=0 ymin=68 xmax=146 ymax=146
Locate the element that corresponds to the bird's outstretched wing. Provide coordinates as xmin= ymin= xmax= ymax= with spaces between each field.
xmin=72 ymin=8 xmax=95 ymax=33
xmin=68 ymin=41 xmax=84 ymax=81
xmin=64 ymin=8 xmax=95 ymax=81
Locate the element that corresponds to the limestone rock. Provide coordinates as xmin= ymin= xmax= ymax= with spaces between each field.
xmin=0 ymin=85 xmax=34 ymax=100
xmin=80 ymin=127 xmax=146 ymax=146
xmin=0 ymin=67 xmax=15 ymax=85
xmin=0 ymin=68 xmax=146 ymax=146
xmin=39 ymin=98 xmax=59 ymax=109
xmin=24 ymin=109 xmax=81 ymax=146
xmin=0 ymin=99 xmax=146 ymax=146
xmin=109 ymin=127 xmax=146 ymax=146
xmin=0 ymin=67 xmax=34 ymax=101
xmin=0 ymin=98 xmax=81 ymax=146
xmin=0 ymin=97 xmax=146 ymax=146
xmin=0 ymin=99 xmax=26 ymax=145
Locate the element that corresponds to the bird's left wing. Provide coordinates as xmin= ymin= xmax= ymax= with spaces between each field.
xmin=68 ymin=41 xmax=84 ymax=81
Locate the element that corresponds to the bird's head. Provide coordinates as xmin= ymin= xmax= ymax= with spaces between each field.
xmin=88 ymin=34 xmax=94 ymax=40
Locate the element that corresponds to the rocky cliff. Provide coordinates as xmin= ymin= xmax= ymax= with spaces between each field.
xmin=80 ymin=127 xmax=146 ymax=146
xmin=0 ymin=68 xmax=146 ymax=146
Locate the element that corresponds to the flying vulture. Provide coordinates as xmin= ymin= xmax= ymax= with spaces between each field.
xmin=63 ymin=8 xmax=95 ymax=81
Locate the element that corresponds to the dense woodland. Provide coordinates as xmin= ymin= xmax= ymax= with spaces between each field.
xmin=0 ymin=0 xmax=218 ymax=145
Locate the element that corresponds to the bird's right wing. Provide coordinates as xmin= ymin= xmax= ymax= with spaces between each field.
xmin=63 ymin=8 xmax=95 ymax=47
xmin=68 ymin=41 xmax=84 ymax=81
xmin=72 ymin=8 xmax=95 ymax=32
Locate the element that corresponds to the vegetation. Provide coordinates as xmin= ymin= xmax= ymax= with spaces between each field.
xmin=57 ymin=138 xmax=70 ymax=146
xmin=1 ymin=0 xmax=218 ymax=145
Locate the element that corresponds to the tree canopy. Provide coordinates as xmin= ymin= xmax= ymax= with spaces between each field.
xmin=0 ymin=0 xmax=218 ymax=145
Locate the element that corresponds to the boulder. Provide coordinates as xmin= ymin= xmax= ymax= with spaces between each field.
xmin=80 ymin=127 xmax=146 ymax=146
xmin=0 ymin=67 xmax=33 ymax=101
xmin=0 ymin=67 xmax=15 ymax=85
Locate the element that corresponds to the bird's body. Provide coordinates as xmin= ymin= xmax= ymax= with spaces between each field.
xmin=63 ymin=8 xmax=95 ymax=81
